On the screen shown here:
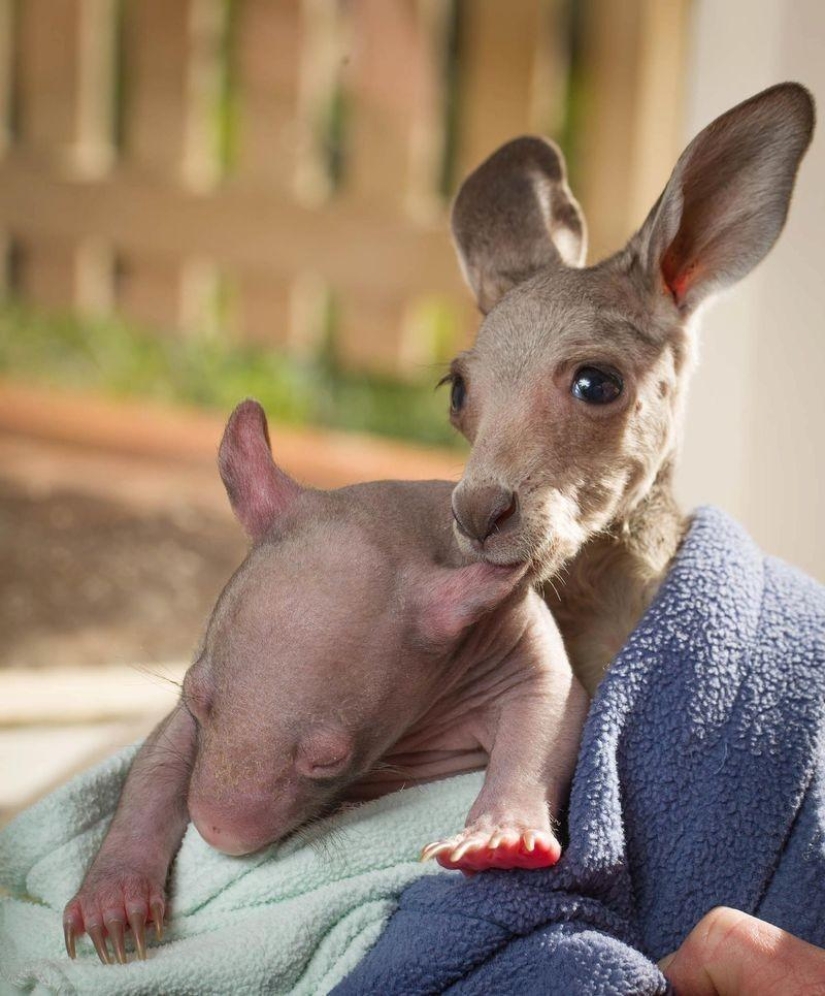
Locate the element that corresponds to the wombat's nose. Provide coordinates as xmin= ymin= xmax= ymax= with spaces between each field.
xmin=452 ymin=485 xmax=518 ymax=544
xmin=189 ymin=797 xmax=273 ymax=856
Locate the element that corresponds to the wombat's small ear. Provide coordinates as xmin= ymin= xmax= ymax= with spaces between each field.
xmin=629 ymin=82 xmax=815 ymax=313
xmin=218 ymin=400 xmax=302 ymax=541
xmin=451 ymin=136 xmax=587 ymax=314
xmin=414 ymin=561 xmax=525 ymax=646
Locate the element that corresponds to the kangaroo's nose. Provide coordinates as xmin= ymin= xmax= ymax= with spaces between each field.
xmin=452 ymin=485 xmax=518 ymax=543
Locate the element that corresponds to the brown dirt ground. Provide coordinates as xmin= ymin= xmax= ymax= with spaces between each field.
xmin=0 ymin=475 xmax=247 ymax=669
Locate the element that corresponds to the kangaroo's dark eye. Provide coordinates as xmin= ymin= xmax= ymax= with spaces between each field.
xmin=571 ymin=366 xmax=623 ymax=405
xmin=450 ymin=375 xmax=466 ymax=413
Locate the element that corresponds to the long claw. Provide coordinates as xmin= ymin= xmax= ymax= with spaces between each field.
xmin=63 ymin=921 xmax=76 ymax=960
xmin=450 ymin=837 xmax=482 ymax=863
xmin=488 ymin=832 xmax=504 ymax=850
xmin=150 ymin=899 xmax=165 ymax=942
xmin=523 ymin=830 xmax=537 ymax=852
xmin=107 ymin=919 xmax=127 ymax=964
xmin=127 ymin=907 xmax=147 ymax=960
xmin=88 ymin=923 xmax=111 ymax=965
xmin=420 ymin=840 xmax=449 ymax=863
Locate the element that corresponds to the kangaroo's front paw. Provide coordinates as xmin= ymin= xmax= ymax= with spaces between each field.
xmin=63 ymin=864 xmax=166 ymax=964
xmin=421 ymin=824 xmax=561 ymax=872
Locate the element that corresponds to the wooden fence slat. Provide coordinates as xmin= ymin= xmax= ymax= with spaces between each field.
xmin=181 ymin=0 xmax=226 ymax=192
xmin=0 ymin=0 xmax=14 ymax=157
xmin=115 ymin=252 xmax=182 ymax=331
xmin=75 ymin=237 xmax=116 ymax=315
xmin=527 ymin=0 xmax=572 ymax=142
xmin=336 ymin=290 xmax=409 ymax=374
xmin=575 ymin=0 xmax=689 ymax=261
xmin=344 ymin=0 xmax=421 ymax=208
xmin=626 ymin=0 xmax=690 ymax=231
xmin=16 ymin=237 xmax=76 ymax=309
xmin=117 ymin=1 xmax=191 ymax=334
xmin=455 ymin=0 xmax=547 ymax=179
xmin=237 ymin=271 xmax=294 ymax=348
xmin=234 ymin=0 xmax=303 ymax=188
xmin=339 ymin=1 xmax=456 ymax=373
xmin=121 ymin=0 xmax=189 ymax=176
xmin=180 ymin=255 xmax=224 ymax=336
xmin=406 ymin=0 xmax=452 ymax=222
xmin=574 ymin=0 xmax=642 ymax=261
xmin=231 ymin=0 xmax=304 ymax=346
xmin=15 ymin=0 xmax=82 ymax=160
xmin=293 ymin=0 xmax=347 ymax=205
xmin=74 ymin=0 xmax=118 ymax=177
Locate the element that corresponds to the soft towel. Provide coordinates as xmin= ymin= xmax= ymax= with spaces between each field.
xmin=334 ymin=506 xmax=825 ymax=994
xmin=0 ymin=750 xmax=482 ymax=994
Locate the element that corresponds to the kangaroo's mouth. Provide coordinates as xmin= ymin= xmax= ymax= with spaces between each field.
xmin=452 ymin=520 xmax=535 ymax=571
xmin=454 ymin=517 xmax=582 ymax=587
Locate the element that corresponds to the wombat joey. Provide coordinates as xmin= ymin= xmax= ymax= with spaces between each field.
xmin=63 ymin=400 xmax=587 ymax=964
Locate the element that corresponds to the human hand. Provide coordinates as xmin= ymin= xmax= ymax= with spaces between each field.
xmin=658 ymin=906 xmax=825 ymax=995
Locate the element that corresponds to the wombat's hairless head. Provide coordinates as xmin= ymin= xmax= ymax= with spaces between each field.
xmin=445 ymin=83 xmax=814 ymax=581
xmin=184 ymin=401 xmax=533 ymax=857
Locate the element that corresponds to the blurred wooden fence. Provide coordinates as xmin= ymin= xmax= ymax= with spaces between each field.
xmin=0 ymin=0 xmax=689 ymax=378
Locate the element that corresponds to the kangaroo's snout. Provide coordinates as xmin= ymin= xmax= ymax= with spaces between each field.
xmin=452 ymin=484 xmax=518 ymax=545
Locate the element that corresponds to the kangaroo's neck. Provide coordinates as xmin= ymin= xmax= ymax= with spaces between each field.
xmin=546 ymin=465 xmax=687 ymax=695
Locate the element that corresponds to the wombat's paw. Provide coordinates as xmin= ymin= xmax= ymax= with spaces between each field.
xmin=63 ymin=868 xmax=165 ymax=964
xmin=420 ymin=826 xmax=561 ymax=872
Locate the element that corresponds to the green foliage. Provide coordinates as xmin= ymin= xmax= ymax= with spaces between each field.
xmin=0 ymin=301 xmax=463 ymax=449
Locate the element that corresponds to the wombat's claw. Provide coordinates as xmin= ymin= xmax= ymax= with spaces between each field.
xmin=88 ymin=923 xmax=112 ymax=965
xmin=128 ymin=907 xmax=147 ymax=959
xmin=63 ymin=921 xmax=76 ymax=960
xmin=106 ymin=918 xmax=127 ymax=964
xmin=419 ymin=839 xmax=449 ymax=863
xmin=151 ymin=898 xmax=165 ymax=941
xmin=421 ymin=827 xmax=561 ymax=871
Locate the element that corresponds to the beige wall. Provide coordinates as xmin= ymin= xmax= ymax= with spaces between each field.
xmin=676 ymin=0 xmax=825 ymax=581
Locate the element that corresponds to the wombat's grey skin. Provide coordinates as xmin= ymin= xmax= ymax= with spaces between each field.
xmin=63 ymin=400 xmax=588 ymax=964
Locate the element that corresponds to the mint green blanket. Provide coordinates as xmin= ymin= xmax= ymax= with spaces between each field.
xmin=0 ymin=745 xmax=479 ymax=995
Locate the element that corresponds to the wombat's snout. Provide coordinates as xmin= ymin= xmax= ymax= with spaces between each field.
xmin=188 ymin=730 xmax=356 ymax=856
xmin=189 ymin=794 xmax=283 ymax=856
xmin=452 ymin=483 xmax=519 ymax=545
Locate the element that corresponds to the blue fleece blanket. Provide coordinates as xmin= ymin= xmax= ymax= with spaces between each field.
xmin=334 ymin=506 xmax=825 ymax=995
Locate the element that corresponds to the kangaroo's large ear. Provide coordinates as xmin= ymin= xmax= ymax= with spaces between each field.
xmin=631 ymin=82 xmax=815 ymax=314
xmin=218 ymin=400 xmax=302 ymax=541
xmin=451 ymin=136 xmax=587 ymax=314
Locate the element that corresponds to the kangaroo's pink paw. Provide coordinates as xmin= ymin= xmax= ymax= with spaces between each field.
xmin=421 ymin=826 xmax=561 ymax=872
xmin=63 ymin=867 xmax=165 ymax=964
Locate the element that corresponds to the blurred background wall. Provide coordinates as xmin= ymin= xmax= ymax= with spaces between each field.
xmin=0 ymin=0 xmax=822 ymax=819
xmin=677 ymin=0 xmax=825 ymax=583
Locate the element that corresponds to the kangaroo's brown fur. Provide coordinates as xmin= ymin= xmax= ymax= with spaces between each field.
xmin=446 ymin=83 xmax=815 ymax=693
